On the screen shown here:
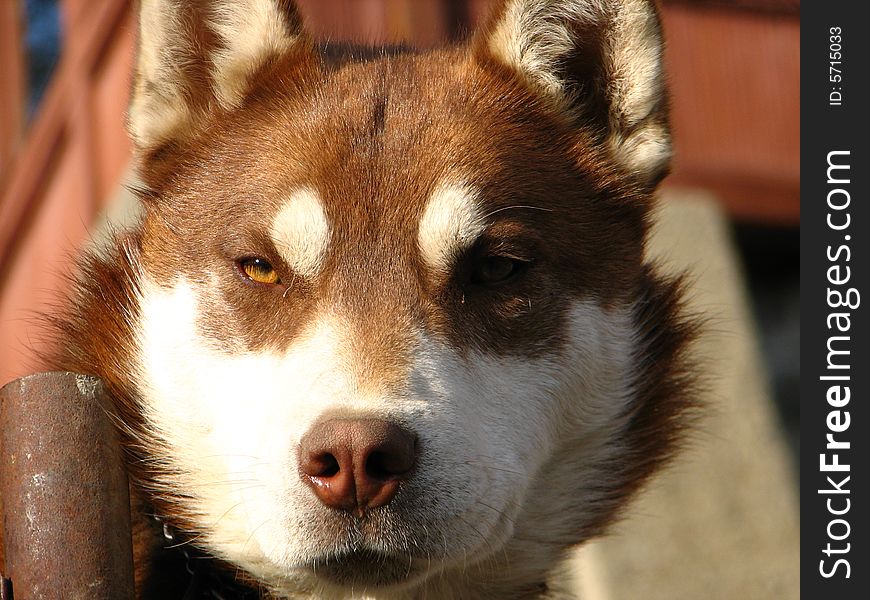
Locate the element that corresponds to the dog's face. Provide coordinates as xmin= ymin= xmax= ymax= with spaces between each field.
xmin=75 ymin=0 xmax=681 ymax=595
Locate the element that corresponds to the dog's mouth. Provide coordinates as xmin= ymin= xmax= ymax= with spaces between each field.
xmin=304 ymin=548 xmax=421 ymax=587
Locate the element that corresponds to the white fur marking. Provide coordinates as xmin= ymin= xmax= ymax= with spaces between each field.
xmin=210 ymin=0 xmax=299 ymax=107
xmin=129 ymin=0 xmax=195 ymax=146
xmin=484 ymin=0 xmax=671 ymax=178
xmin=134 ymin=279 xmax=641 ymax=596
xmin=129 ymin=0 xmax=301 ymax=146
xmin=137 ymin=279 xmax=355 ymax=578
xmin=605 ymin=0 xmax=670 ymax=176
xmin=271 ymin=189 xmax=330 ymax=280
xmin=418 ymin=181 xmax=485 ymax=273
xmin=487 ymin=0 xmax=600 ymax=102
xmin=607 ymin=0 xmax=663 ymax=127
xmin=611 ymin=122 xmax=671 ymax=176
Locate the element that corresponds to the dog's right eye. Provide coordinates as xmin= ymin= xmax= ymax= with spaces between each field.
xmin=469 ymin=255 xmax=529 ymax=287
xmin=473 ymin=256 xmax=517 ymax=285
xmin=237 ymin=257 xmax=281 ymax=285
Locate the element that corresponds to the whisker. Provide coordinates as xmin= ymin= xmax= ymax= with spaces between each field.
xmin=462 ymin=460 xmax=524 ymax=477
xmin=241 ymin=517 xmax=274 ymax=557
xmin=482 ymin=205 xmax=555 ymax=219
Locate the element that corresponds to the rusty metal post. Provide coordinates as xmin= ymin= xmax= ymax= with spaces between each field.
xmin=0 ymin=372 xmax=134 ymax=600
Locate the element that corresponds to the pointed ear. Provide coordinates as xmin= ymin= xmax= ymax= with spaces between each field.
xmin=474 ymin=0 xmax=671 ymax=186
xmin=129 ymin=0 xmax=311 ymax=151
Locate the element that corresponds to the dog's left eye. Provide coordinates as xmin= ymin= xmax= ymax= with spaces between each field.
xmin=471 ymin=256 xmax=525 ymax=286
xmin=237 ymin=257 xmax=281 ymax=285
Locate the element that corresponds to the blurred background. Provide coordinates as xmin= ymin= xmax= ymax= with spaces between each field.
xmin=0 ymin=1 xmax=798 ymax=463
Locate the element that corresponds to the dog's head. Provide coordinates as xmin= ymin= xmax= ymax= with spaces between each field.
xmin=73 ymin=0 xmax=689 ymax=595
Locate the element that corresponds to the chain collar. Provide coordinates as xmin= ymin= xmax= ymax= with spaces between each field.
xmin=153 ymin=515 xmax=261 ymax=600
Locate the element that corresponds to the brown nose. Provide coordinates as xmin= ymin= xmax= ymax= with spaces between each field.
xmin=299 ymin=419 xmax=417 ymax=515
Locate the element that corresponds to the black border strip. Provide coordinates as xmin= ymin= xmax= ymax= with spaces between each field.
xmin=801 ymin=3 xmax=869 ymax=597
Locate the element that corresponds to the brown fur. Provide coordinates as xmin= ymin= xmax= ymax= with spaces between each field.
xmin=47 ymin=1 xmax=696 ymax=597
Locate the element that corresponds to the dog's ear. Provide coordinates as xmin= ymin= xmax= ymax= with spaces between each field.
xmin=129 ymin=0 xmax=311 ymax=152
xmin=473 ymin=0 xmax=670 ymax=186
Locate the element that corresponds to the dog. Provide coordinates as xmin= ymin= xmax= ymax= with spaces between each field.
xmin=50 ymin=0 xmax=696 ymax=597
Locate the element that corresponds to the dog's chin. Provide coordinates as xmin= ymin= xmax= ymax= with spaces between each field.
xmin=303 ymin=549 xmax=423 ymax=588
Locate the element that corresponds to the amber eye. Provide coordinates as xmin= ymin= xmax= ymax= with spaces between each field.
xmin=471 ymin=256 xmax=524 ymax=286
xmin=238 ymin=257 xmax=281 ymax=285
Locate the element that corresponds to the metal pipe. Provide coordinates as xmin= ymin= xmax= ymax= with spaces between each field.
xmin=0 ymin=372 xmax=134 ymax=600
